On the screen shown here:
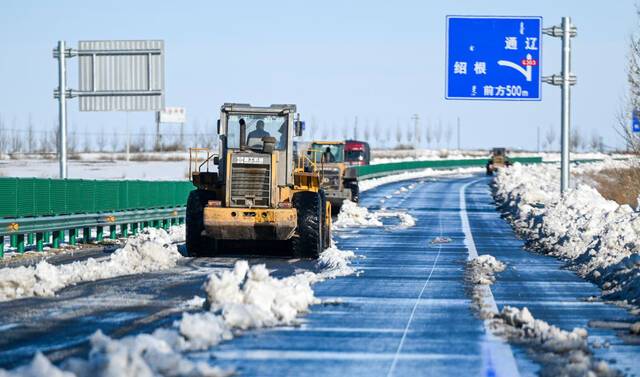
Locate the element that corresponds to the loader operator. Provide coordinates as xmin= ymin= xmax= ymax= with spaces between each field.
xmin=276 ymin=121 xmax=287 ymax=149
xmin=247 ymin=120 xmax=271 ymax=146
xmin=322 ymin=147 xmax=336 ymax=163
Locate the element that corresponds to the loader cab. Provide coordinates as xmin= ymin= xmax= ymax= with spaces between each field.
xmin=217 ymin=104 xmax=297 ymax=192
xmin=310 ymin=142 xmax=345 ymax=164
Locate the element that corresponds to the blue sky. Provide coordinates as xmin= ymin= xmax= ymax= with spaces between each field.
xmin=0 ymin=0 xmax=636 ymax=150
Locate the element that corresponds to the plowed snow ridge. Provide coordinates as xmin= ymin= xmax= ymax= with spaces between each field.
xmin=494 ymin=160 xmax=640 ymax=307
xmin=0 ymin=226 xmax=185 ymax=302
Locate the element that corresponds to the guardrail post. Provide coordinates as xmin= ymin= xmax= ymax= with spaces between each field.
xmin=170 ymin=218 xmax=177 ymax=226
xmin=27 ymin=233 xmax=34 ymax=246
xmin=53 ymin=231 xmax=62 ymax=248
xmin=121 ymin=224 xmax=129 ymax=238
xmin=178 ymin=217 xmax=184 ymax=225
xmin=131 ymin=223 xmax=139 ymax=235
xmin=36 ymin=233 xmax=44 ymax=251
xmin=10 ymin=234 xmax=17 ymax=249
xmin=0 ymin=236 xmax=4 ymax=258
xmin=44 ymin=232 xmax=51 ymax=244
xmin=162 ymin=219 xmax=169 ymax=230
xmin=109 ymin=225 xmax=117 ymax=240
xmin=17 ymin=234 xmax=25 ymax=254
xmin=69 ymin=229 xmax=77 ymax=245
xmin=83 ymin=227 xmax=91 ymax=243
xmin=96 ymin=226 xmax=104 ymax=242
xmin=143 ymin=221 xmax=150 ymax=229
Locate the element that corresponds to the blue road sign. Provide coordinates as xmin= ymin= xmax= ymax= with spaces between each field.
xmin=633 ymin=111 xmax=640 ymax=133
xmin=446 ymin=16 xmax=542 ymax=101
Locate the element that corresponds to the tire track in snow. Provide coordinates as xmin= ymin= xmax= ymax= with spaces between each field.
xmin=460 ymin=179 xmax=520 ymax=377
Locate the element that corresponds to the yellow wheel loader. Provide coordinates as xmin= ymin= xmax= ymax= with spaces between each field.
xmin=486 ymin=147 xmax=513 ymax=175
xmin=187 ymin=104 xmax=332 ymax=259
xmin=310 ymin=141 xmax=359 ymax=212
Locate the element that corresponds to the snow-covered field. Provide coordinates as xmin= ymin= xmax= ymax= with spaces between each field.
xmin=0 ymin=149 xmax=631 ymax=180
xmin=494 ymin=160 xmax=640 ymax=309
xmin=370 ymin=149 xmax=630 ymax=165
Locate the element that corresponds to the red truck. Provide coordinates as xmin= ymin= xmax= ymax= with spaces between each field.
xmin=344 ymin=140 xmax=370 ymax=166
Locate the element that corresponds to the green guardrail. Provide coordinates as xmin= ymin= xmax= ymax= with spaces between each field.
xmin=0 ymin=178 xmax=193 ymax=257
xmin=0 ymin=178 xmax=193 ymax=218
xmin=353 ymin=157 xmax=543 ymax=179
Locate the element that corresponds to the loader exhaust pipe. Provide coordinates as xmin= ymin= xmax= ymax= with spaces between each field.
xmin=239 ymin=118 xmax=247 ymax=150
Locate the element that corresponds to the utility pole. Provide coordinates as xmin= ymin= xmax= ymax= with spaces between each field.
xmin=543 ymin=17 xmax=577 ymax=195
xmin=353 ymin=116 xmax=358 ymax=140
xmin=457 ymin=117 xmax=461 ymax=151
xmin=411 ymin=114 xmax=419 ymax=157
xmin=155 ymin=113 xmax=161 ymax=151
xmin=126 ymin=112 xmax=130 ymax=162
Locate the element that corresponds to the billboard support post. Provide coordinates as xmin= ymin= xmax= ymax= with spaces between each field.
xmin=55 ymin=40 xmax=68 ymax=179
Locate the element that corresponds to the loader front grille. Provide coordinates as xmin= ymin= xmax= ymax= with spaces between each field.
xmin=320 ymin=168 xmax=341 ymax=190
xmin=230 ymin=163 xmax=271 ymax=208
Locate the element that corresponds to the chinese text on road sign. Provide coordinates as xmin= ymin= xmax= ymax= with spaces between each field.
xmin=446 ymin=16 xmax=542 ymax=101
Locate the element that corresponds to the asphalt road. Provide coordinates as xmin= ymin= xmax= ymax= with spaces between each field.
xmin=0 ymin=174 xmax=638 ymax=376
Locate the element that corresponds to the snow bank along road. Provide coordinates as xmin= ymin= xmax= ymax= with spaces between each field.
xmin=0 ymin=173 xmax=639 ymax=376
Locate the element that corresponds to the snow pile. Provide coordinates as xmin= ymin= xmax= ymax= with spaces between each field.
xmin=497 ymin=306 xmax=588 ymax=353
xmin=492 ymin=306 xmax=619 ymax=377
xmin=430 ymin=236 xmax=452 ymax=244
xmin=494 ymin=161 xmax=640 ymax=306
xmin=314 ymin=246 xmax=357 ymax=280
xmin=203 ymin=261 xmax=316 ymax=329
xmin=466 ymin=255 xmax=505 ymax=285
xmin=334 ymin=200 xmax=383 ymax=227
xmin=333 ymin=200 xmax=416 ymax=229
xmin=0 ymin=228 xmax=182 ymax=301
xmin=1 ymin=248 xmax=356 ymax=376
xmin=376 ymin=211 xmax=416 ymax=228
xmin=168 ymin=225 xmax=186 ymax=243
xmin=463 ymin=253 xmax=620 ymax=376
xmin=359 ymin=167 xmax=483 ymax=192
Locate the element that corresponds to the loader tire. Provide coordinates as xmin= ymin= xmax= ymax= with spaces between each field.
xmin=186 ymin=190 xmax=218 ymax=257
xmin=319 ymin=190 xmax=331 ymax=249
xmin=348 ymin=181 xmax=360 ymax=203
xmin=292 ymin=191 xmax=323 ymax=259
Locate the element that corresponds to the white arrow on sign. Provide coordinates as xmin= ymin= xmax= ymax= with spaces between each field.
xmin=497 ymin=53 xmax=533 ymax=82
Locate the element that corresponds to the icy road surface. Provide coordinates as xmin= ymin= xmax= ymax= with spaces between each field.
xmin=0 ymin=175 xmax=639 ymax=376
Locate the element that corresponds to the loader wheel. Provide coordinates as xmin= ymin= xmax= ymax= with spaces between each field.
xmin=486 ymin=163 xmax=493 ymax=176
xmin=348 ymin=181 xmax=360 ymax=203
xmin=186 ymin=190 xmax=218 ymax=257
xmin=319 ymin=190 xmax=331 ymax=249
xmin=292 ymin=191 xmax=323 ymax=259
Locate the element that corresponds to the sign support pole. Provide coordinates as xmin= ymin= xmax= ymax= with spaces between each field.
xmin=543 ymin=17 xmax=577 ymax=195
xmin=57 ymin=40 xmax=68 ymax=179
xmin=559 ymin=17 xmax=572 ymax=194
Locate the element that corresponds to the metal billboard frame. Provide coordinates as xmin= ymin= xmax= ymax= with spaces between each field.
xmin=53 ymin=40 xmax=165 ymax=178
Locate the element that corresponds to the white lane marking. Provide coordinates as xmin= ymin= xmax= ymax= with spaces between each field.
xmin=213 ymin=350 xmax=478 ymax=361
xmin=386 ymin=209 xmax=443 ymax=377
xmin=460 ymin=179 xmax=520 ymax=377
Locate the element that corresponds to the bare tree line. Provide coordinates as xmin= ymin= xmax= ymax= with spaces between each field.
xmin=618 ymin=5 xmax=640 ymax=156
xmin=0 ymin=115 xmax=220 ymax=155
